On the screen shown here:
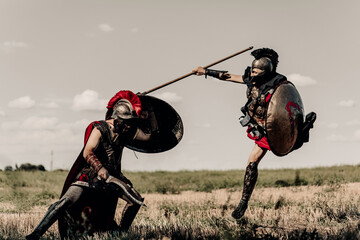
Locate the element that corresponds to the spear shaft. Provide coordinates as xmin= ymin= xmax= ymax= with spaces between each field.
xmin=142 ymin=46 xmax=253 ymax=95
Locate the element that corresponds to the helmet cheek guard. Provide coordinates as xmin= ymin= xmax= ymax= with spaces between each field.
xmin=111 ymin=99 xmax=139 ymax=133
xmin=113 ymin=118 xmax=138 ymax=138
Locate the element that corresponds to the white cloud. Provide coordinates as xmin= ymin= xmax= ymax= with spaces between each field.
xmin=327 ymin=134 xmax=347 ymax=142
xmin=153 ymin=92 xmax=183 ymax=103
xmin=21 ymin=116 xmax=58 ymax=130
xmin=327 ymin=130 xmax=360 ymax=142
xmin=1 ymin=117 xmax=58 ymax=131
xmin=322 ymin=122 xmax=339 ymax=129
xmin=74 ymin=119 xmax=92 ymax=129
xmin=287 ymin=73 xmax=317 ymax=86
xmin=0 ymin=110 xmax=5 ymax=117
xmin=0 ymin=117 xmax=88 ymax=158
xmin=131 ymin=27 xmax=139 ymax=33
xmin=8 ymin=96 xmax=35 ymax=109
xmin=40 ymin=102 xmax=59 ymax=109
xmin=0 ymin=128 xmax=80 ymax=147
xmin=337 ymin=100 xmax=355 ymax=107
xmin=203 ymin=123 xmax=212 ymax=128
xmin=72 ymin=89 xmax=107 ymax=111
xmin=2 ymin=41 xmax=28 ymax=53
xmin=354 ymin=130 xmax=360 ymax=140
xmin=3 ymin=41 xmax=28 ymax=48
xmin=346 ymin=120 xmax=360 ymax=126
xmin=99 ymin=24 xmax=114 ymax=32
xmin=59 ymin=118 xmax=91 ymax=133
xmin=1 ymin=121 xmax=19 ymax=131
xmin=2 ymin=117 xmax=90 ymax=133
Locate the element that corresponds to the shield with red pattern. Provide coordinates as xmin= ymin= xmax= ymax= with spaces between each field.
xmin=265 ymin=82 xmax=304 ymax=156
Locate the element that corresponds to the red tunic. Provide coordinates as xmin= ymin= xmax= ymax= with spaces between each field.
xmin=247 ymin=128 xmax=270 ymax=150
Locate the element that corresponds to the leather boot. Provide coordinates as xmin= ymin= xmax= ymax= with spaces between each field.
xmin=232 ymin=162 xmax=258 ymax=219
xmin=26 ymin=198 xmax=71 ymax=240
xmin=119 ymin=203 xmax=141 ymax=232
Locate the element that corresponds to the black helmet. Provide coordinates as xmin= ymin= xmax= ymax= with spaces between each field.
xmin=251 ymin=48 xmax=279 ymax=73
xmin=251 ymin=57 xmax=273 ymax=76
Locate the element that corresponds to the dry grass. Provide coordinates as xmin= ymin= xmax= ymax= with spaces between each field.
xmin=1 ymin=182 xmax=359 ymax=239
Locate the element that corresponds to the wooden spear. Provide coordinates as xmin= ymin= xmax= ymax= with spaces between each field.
xmin=141 ymin=46 xmax=253 ymax=95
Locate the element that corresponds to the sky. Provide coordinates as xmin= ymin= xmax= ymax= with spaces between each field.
xmin=0 ymin=0 xmax=359 ymax=171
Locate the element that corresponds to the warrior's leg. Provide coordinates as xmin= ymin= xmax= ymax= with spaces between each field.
xmin=232 ymin=144 xmax=267 ymax=219
xmin=119 ymin=189 xmax=143 ymax=232
xmin=25 ymin=186 xmax=83 ymax=240
xmin=108 ymin=176 xmax=144 ymax=232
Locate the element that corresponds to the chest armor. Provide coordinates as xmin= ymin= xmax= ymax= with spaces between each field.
xmin=246 ymin=86 xmax=267 ymax=125
xmin=93 ymin=121 xmax=124 ymax=178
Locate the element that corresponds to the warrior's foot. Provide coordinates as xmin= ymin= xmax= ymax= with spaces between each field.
xmin=231 ymin=199 xmax=248 ymax=219
xmin=305 ymin=112 xmax=316 ymax=127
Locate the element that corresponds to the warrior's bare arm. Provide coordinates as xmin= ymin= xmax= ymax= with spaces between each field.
xmin=192 ymin=66 xmax=244 ymax=84
xmin=133 ymin=128 xmax=151 ymax=141
xmin=83 ymin=128 xmax=109 ymax=180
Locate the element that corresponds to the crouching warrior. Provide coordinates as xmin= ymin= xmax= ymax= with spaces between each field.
xmin=26 ymin=90 xmax=152 ymax=240
xmin=193 ymin=48 xmax=316 ymax=219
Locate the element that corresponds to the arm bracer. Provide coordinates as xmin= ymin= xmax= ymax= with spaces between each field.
xmin=85 ymin=153 xmax=103 ymax=172
xmin=205 ymin=69 xmax=231 ymax=80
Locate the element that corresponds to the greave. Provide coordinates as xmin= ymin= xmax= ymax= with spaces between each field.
xmin=232 ymin=162 xmax=258 ymax=219
xmin=119 ymin=202 xmax=141 ymax=232
xmin=26 ymin=197 xmax=71 ymax=240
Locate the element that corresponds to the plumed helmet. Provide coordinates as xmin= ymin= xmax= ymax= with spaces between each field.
xmin=251 ymin=48 xmax=279 ymax=73
xmin=111 ymin=99 xmax=138 ymax=120
xmin=105 ymin=90 xmax=142 ymax=120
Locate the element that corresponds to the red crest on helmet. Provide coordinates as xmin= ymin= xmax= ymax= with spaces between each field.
xmin=106 ymin=90 xmax=141 ymax=119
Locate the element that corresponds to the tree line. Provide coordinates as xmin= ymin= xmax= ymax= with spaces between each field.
xmin=2 ymin=163 xmax=46 ymax=171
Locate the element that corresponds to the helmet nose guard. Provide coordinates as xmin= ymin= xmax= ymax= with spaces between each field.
xmin=111 ymin=99 xmax=138 ymax=120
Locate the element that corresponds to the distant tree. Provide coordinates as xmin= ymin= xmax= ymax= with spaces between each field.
xmin=4 ymin=165 xmax=13 ymax=171
xmin=37 ymin=165 xmax=46 ymax=171
xmin=18 ymin=163 xmax=46 ymax=171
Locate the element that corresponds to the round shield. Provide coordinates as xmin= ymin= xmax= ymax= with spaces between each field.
xmin=125 ymin=95 xmax=184 ymax=153
xmin=265 ymin=83 xmax=304 ymax=156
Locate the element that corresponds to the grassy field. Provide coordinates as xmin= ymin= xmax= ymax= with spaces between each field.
xmin=0 ymin=165 xmax=360 ymax=239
